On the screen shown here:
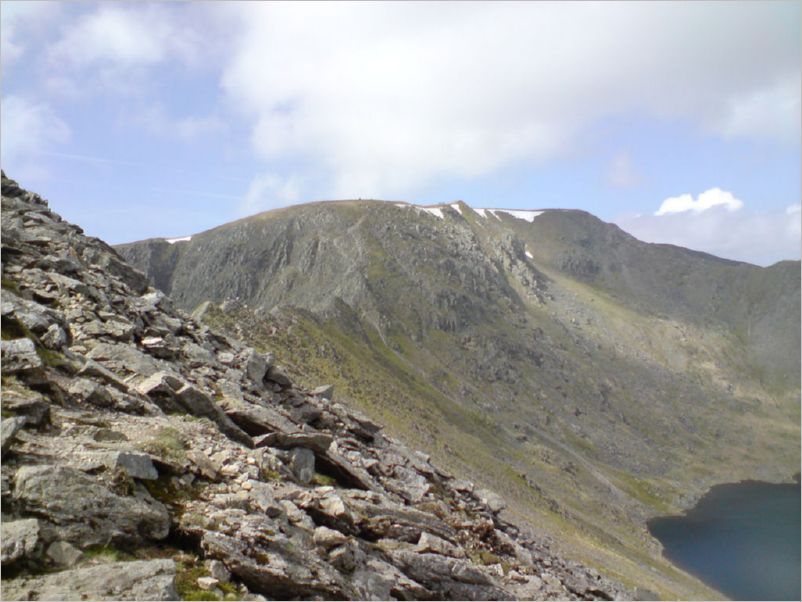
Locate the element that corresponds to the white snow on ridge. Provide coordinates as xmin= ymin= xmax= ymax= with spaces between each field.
xmin=525 ymin=250 xmax=533 ymax=259
xmin=498 ymin=209 xmax=544 ymax=222
xmin=450 ymin=203 xmax=463 ymax=215
xmin=420 ymin=207 xmax=444 ymax=219
xmin=165 ymin=236 xmax=192 ymax=244
xmin=472 ymin=208 xmax=545 ymax=222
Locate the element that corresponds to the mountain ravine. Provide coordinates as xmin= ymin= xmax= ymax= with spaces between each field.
xmin=117 ymin=198 xmax=800 ymax=599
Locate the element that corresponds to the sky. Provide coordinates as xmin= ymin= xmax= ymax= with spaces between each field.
xmin=1 ymin=1 xmax=800 ymax=266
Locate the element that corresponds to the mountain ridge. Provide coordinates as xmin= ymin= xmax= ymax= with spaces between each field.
xmin=118 ymin=195 xmax=800 ymax=597
xmin=2 ymin=171 xmax=644 ymax=600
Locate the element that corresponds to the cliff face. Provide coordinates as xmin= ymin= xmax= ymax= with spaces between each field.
xmin=117 ymin=199 xmax=799 ymax=598
xmin=1 ymin=175 xmax=635 ymax=600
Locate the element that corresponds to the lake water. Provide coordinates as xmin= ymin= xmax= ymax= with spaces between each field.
xmin=648 ymin=479 xmax=801 ymax=601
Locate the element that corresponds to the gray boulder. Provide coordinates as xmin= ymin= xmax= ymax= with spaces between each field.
xmin=289 ymin=447 xmax=316 ymax=484
xmin=2 ymin=416 xmax=27 ymax=455
xmin=1 ymin=559 xmax=177 ymax=600
xmin=13 ymin=465 xmax=169 ymax=547
xmin=1 ymin=518 xmax=40 ymax=564
xmin=1 ymin=338 xmax=42 ymax=374
xmin=312 ymin=384 xmax=334 ymax=400
xmin=46 ymin=540 xmax=83 ymax=567
xmin=243 ymin=348 xmax=268 ymax=383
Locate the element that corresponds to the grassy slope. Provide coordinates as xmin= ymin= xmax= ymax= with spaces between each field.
xmin=203 ymin=301 xmax=732 ymax=600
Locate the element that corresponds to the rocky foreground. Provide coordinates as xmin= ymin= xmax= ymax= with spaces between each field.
xmin=0 ymin=171 xmax=633 ymax=600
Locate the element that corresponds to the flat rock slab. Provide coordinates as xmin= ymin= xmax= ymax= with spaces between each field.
xmin=1 ymin=338 xmax=42 ymax=374
xmin=2 ymin=558 xmax=177 ymax=600
xmin=255 ymin=431 xmax=333 ymax=454
xmin=13 ymin=465 xmax=169 ymax=547
xmin=1 ymin=518 xmax=40 ymax=564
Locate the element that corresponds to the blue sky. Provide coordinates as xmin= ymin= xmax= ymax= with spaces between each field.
xmin=1 ymin=1 xmax=799 ymax=265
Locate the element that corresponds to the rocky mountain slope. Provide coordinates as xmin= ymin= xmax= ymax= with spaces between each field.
xmin=118 ymin=199 xmax=800 ymax=598
xmin=0 ymin=174 xmax=643 ymax=600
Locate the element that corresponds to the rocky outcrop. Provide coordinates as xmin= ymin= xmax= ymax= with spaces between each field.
xmin=1 ymin=172 xmax=629 ymax=600
xmin=2 ymin=559 xmax=178 ymax=601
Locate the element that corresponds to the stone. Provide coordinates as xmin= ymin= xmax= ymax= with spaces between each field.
xmin=13 ymin=465 xmax=170 ymax=547
xmin=1 ymin=518 xmax=40 ymax=564
xmin=319 ymin=494 xmax=351 ymax=521
xmin=1 ymin=338 xmax=42 ymax=374
xmin=2 ymin=416 xmax=27 ymax=455
xmin=197 ymin=576 xmax=219 ymax=590
xmin=187 ymin=450 xmax=220 ymax=480
xmin=312 ymin=384 xmax=334 ymax=400
xmin=174 ymin=384 xmax=253 ymax=447
xmin=243 ymin=349 xmax=267 ymax=383
xmin=2 ymin=559 xmax=177 ymax=601
xmin=201 ymin=529 xmax=347 ymax=599
xmin=68 ymin=378 xmax=113 ymax=407
xmin=223 ymin=400 xmax=299 ymax=437
xmin=104 ymin=318 xmax=136 ymax=340
xmin=208 ymin=559 xmax=231 ymax=583
xmin=40 ymin=323 xmax=68 ymax=349
xmin=86 ymin=342 xmax=163 ymax=378
xmin=392 ymin=465 xmax=430 ymax=503
xmin=415 ymin=531 xmax=465 ymax=558
xmin=289 ymin=447 xmax=316 ymax=484
xmin=387 ymin=550 xmax=505 ymax=600
xmin=92 ymin=428 xmax=129 ymax=442
xmin=100 ymin=451 xmax=159 ymax=480
xmin=475 ymin=487 xmax=507 ymax=513
xmin=328 ymin=543 xmax=358 ymax=572
xmin=183 ymin=342 xmax=217 ymax=367
xmin=136 ymin=371 xmax=184 ymax=397
xmin=255 ymin=431 xmax=333 ymax=454
xmin=266 ymin=365 xmax=291 ymax=387
xmin=313 ymin=526 xmax=348 ymax=548
xmin=47 ymin=540 xmax=83 ymax=567
xmin=1 ymin=396 xmax=50 ymax=427
xmin=248 ymin=483 xmax=284 ymax=518
xmin=76 ymin=359 xmax=128 ymax=392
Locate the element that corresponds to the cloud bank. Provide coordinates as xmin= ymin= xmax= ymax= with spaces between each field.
xmin=618 ymin=189 xmax=799 ymax=266
xmin=219 ymin=2 xmax=800 ymax=198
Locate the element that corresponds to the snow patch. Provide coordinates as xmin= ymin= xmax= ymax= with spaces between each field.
xmin=450 ymin=203 xmax=463 ymax=215
xmin=496 ymin=209 xmax=544 ymax=222
xmin=525 ymin=250 xmax=533 ymax=259
xmin=419 ymin=207 xmax=444 ymax=219
xmin=473 ymin=208 xmax=545 ymax=222
xmin=165 ymin=236 xmax=192 ymax=244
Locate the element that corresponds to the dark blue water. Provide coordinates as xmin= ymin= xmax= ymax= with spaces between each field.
xmin=648 ymin=479 xmax=801 ymax=601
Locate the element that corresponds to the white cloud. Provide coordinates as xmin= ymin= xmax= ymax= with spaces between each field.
xmin=618 ymin=197 xmax=800 ymax=266
xmin=46 ymin=5 xmax=200 ymax=70
xmin=710 ymin=74 xmax=801 ymax=145
xmin=239 ymin=173 xmax=302 ymax=216
xmin=1 ymin=2 xmax=61 ymax=68
xmin=1 ymin=95 xmax=71 ymax=160
xmin=218 ymin=2 xmax=800 ymax=198
xmin=605 ymin=152 xmax=640 ymax=189
xmin=656 ymin=188 xmax=744 ymax=216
